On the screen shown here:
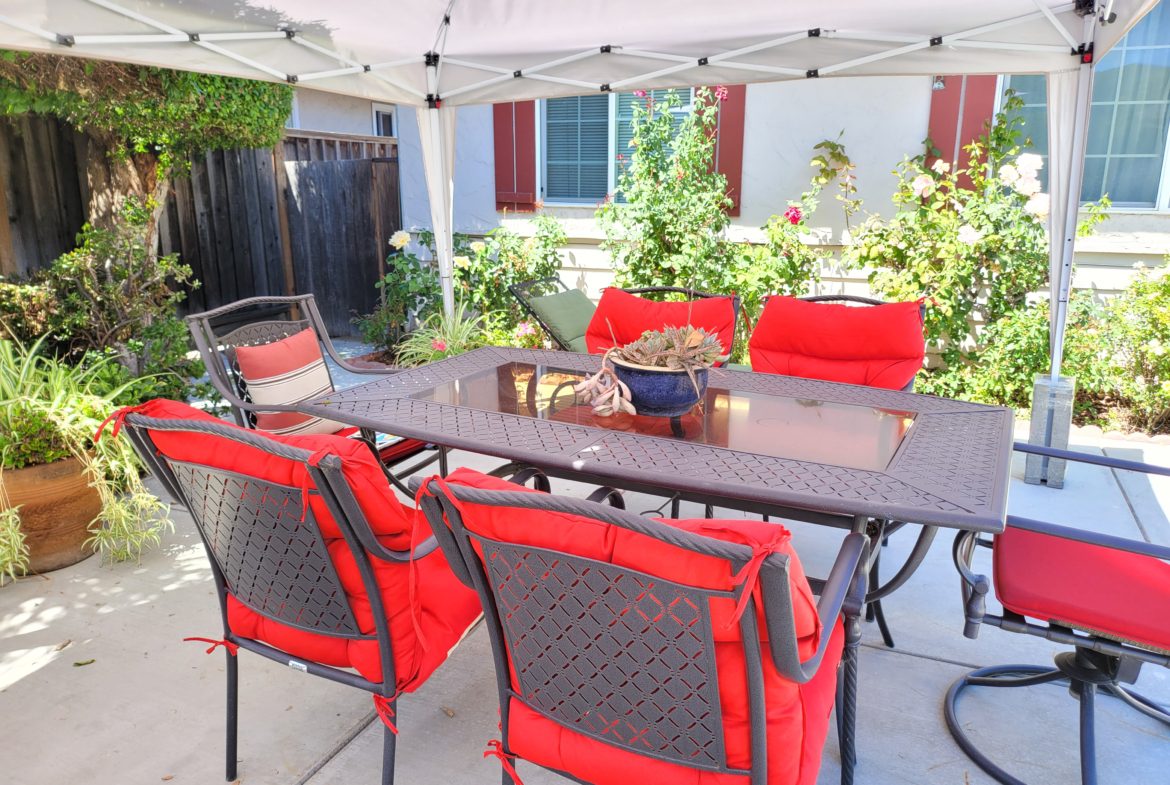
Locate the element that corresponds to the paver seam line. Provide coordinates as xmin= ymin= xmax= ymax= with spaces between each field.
xmin=296 ymin=711 xmax=378 ymax=785
xmin=1102 ymin=446 xmax=1154 ymax=545
xmin=859 ymin=641 xmax=981 ymax=671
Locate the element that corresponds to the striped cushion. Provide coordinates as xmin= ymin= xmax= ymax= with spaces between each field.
xmin=234 ymin=328 xmax=346 ymax=436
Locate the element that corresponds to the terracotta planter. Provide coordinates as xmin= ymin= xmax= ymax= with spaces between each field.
xmin=2 ymin=457 xmax=100 ymax=573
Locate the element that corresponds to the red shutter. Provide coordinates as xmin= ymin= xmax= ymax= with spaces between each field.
xmin=493 ymin=101 xmax=538 ymax=212
xmin=712 ymin=85 xmax=746 ymax=217
xmin=927 ymin=75 xmax=998 ymax=182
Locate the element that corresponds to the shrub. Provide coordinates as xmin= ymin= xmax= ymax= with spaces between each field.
xmin=847 ymin=93 xmax=1107 ymax=372
xmin=1104 ymin=266 xmax=1170 ymax=432
xmin=0 ymin=280 xmax=58 ymax=344
xmin=601 ymin=87 xmax=734 ymax=290
xmin=356 ymin=234 xmax=442 ymax=355
xmin=394 ymin=302 xmax=490 ymax=367
xmin=460 ymin=215 xmax=566 ymax=325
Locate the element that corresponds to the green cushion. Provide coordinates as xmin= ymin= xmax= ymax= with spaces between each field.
xmin=528 ymin=288 xmax=596 ymax=352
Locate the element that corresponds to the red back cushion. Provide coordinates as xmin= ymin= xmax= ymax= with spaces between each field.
xmin=234 ymin=327 xmax=346 ymax=435
xmin=435 ymin=468 xmax=838 ymax=784
xmin=127 ymin=398 xmax=481 ymax=689
xmin=585 ymin=288 xmax=737 ymax=361
xmin=748 ymin=296 xmax=925 ymax=390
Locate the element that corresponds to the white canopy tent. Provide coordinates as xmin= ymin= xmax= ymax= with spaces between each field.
xmin=0 ymin=0 xmax=1161 ymax=376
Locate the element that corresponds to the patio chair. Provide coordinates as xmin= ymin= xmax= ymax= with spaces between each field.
xmin=948 ymin=443 xmax=1170 ymax=785
xmin=585 ymin=285 xmax=741 ymax=364
xmin=416 ymin=467 xmax=870 ymax=785
xmin=116 ymin=398 xmax=484 ymax=785
xmin=747 ymin=294 xmax=929 ymax=649
xmin=509 ymin=277 xmax=597 ymax=353
xmin=186 ymin=293 xmax=445 ymax=494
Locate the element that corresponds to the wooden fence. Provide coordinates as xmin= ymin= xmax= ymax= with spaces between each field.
xmin=0 ymin=119 xmax=401 ymax=337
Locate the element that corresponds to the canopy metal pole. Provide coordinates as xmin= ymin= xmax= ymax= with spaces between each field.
xmin=1049 ymin=14 xmax=1097 ymax=379
xmin=423 ymin=57 xmax=456 ymax=318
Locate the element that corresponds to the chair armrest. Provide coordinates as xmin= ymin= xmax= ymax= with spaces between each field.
xmin=1006 ymin=514 xmax=1170 ymax=562
xmin=952 ymin=530 xmax=992 ymax=639
xmin=360 ymin=533 xmax=440 ymax=564
xmin=761 ymin=531 xmax=868 ymax=683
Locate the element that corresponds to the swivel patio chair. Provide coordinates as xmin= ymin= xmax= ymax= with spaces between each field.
xmin=115 ymin=398 xmax=484 ymax=785
xmin=746 ymin=294 xmax=930 ymax=650
xmin=416 ymin=467 xmax=870 ymax=785
xmin=948 ymin=442 xmax=1170 ymax=785
xmin=186 ymin=293 xmax=444 ymax=494
xmin=509 ymin=277 xmax=597 ymax=353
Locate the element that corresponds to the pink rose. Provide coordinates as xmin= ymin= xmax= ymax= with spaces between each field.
xmin=783 ymin=205 xmax=803 ymax=225
xmin=633 ymin=89 xmax=647 ymax=98
xmin=715 ymin=85 xmax=729 ymax=102
xmin=431 ymin=339 xmax=448 ymax=352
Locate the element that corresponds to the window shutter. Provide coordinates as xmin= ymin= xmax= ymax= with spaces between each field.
xmin=493 ymin=101 xmax=537 ymax=211
xmin=712 ymin=84 xmax=746 ymax=217
xmin=545 ymin=95 xmax=609 ymax=201
xmin=926 ymin=75 xmax=997 ymax=181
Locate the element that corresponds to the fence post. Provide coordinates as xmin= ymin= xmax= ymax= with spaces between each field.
xmin=272 ymin=142 xmax=299 ymax=302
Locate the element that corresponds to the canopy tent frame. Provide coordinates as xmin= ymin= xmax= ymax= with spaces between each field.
xmin=0 ymin=0 xmax=1159 ymax=381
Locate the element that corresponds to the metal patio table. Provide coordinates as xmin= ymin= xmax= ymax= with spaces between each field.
xmin=302 ymin=346 xmax=1013 ymax=537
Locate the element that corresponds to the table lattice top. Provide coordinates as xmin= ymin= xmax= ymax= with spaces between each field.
xmin=303 ymin=347 xmax=1013 ymax=532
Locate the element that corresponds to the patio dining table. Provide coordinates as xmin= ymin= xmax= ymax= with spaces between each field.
xmin=301 ymin=346 xmax=1014 ymax=536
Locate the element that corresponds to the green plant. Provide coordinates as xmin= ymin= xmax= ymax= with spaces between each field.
xmin=613 ymin=325 xmax=724 ymax=370
xmin=0 ymin=280 xmax=59 ymax=344
xmin=0 ymin=334 xmax=171 ymax=580
xmin=459 ymin=216 xmax=567 ymax=325
xmin=1103 ymin=265 xmax=1170 ymax=432
xmin=358 ymin=244 xmax=442 ymax=354
xmin=847 ymin=93 xmax=1108 ymax=376
xmin=0 ymin=505 xmax=28 ymax=585
xmin=601 ymin=87 xmax=734 ymax=290
xmin=394 ymin=302 xmax=490 ymax=367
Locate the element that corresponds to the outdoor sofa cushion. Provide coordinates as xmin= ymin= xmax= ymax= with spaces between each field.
xmin=437 ymin=467 xmax=842 ymax=785
xmin=585 ymin=287 xmax=738 ymax=362
xmin=527 ymin=287 xmax=596 ymax=353
xmin=130 ymin=397 xmax=481 ymax=689
xmin=748 ymin=295 xmax=925 ymax=390
xmin=994 ymin=524 xmax=1170 ymax=653
xmin=234 ymin=327 xmax=349 ymax=436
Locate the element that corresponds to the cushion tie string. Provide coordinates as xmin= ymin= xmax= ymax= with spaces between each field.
xmin=723 ymin=536 xmax=787 ymax=630
xmin=298 ymin=449 xmax=334 ymax=522
xmin=94 ymin=402 xmax=152 ymax=442
xmin=183 ymin=636 xmax=239 ymax=656
xmin=372 ymin=693 xmax=401 ymax=735
xmin=484 ymin=740 xmax=524 ymax=785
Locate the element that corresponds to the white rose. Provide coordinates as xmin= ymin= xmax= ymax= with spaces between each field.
xmin=998 ymin=164 xmax=1020 ymax=187
xmin=1016 ymin=153 xmax=1043 ymax=177
xmin=911 ymin=174 xmax=934 ymax=198
xmin=1023 ymin=192 xmax=1050 ymax=218
xmin=389 ymin=230 xmax=411 ymax=250
xmin=931 ymin=159 xmax=950 ymax=174
xmin=957 ymin=224 xmax=983 ymax=245
xmin=1015 ymin=176 xmax=1041 ymax=196
xmin=453 ymin=255 xmax=471 ymax=269
xmin=469 ymin=240 xmax=486 ymax=254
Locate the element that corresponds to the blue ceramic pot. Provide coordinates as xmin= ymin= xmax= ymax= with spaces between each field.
xmin=610 ymin=357 xmax=708 ymax=418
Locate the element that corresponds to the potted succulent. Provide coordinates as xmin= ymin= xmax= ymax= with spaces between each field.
xmin=576 ymin=325 xmax=723 ymax=417
xmin=0 ymin=334 xmax=169 ymax=583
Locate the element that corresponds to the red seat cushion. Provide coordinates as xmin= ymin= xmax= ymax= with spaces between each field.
xmin=585 ymin=288 xmax=737 ymax=362
xmin=994 ymin=525 xmax=1170 ymax=653
xmin=130 ymin=398 xmax=481 ymax=689
xmin=439 ymin=468 xmax=842 ymax=785
xmin=748 ymin=296 xmax=925 ymax=390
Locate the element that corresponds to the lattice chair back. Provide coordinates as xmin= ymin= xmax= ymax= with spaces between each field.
xmin=418 ymin=468 xmax=866 ymax=785
xmin=186 ymin=294 xmax=341 ymax=429
xmin=125 ymin=413 xmax=383 ymax=646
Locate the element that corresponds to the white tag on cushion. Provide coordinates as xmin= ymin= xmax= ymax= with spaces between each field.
xmin=234 ymin=328 xmax=348 ymax=435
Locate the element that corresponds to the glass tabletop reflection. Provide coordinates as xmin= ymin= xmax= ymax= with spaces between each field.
xmin=412 ymin=360 xmax=915 ymax=472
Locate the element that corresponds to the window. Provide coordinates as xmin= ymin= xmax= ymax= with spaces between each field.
xmin=1001 ymin=2 xmax=1170 ymax=209
xmin=540 ymin=89 xmax=691 ymax=203
xmin=372 ymin=103 xmax=396 ymax=137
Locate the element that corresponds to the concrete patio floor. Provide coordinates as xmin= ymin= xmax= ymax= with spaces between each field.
xmin=2 ymin=425 xmax=1169 ymax=785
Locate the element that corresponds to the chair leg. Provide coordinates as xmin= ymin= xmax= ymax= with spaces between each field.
xmin=866 ymin=550 xmax=896 ymax=648
xmin=837 ymin=614 xmax=862 ymax=785
xmin=1076 ymin=681 xmax=1098 ymax=785
xmin=226 ymin=651 xmax=238 ymax=782
xmin=382 ymin=710 xmax=397 ymax=785
xmin=670 ymin=498 xmax=681 ymax=519
xmin=438 ymin=447 xmax=449 ymax=476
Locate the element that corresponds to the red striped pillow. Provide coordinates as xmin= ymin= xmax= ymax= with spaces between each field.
xmin=234 ymin=328 xmax=347 ymax=436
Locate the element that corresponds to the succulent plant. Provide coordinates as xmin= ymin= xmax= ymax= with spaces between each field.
xmin=613 ymin=326 xmax=724 ymax=370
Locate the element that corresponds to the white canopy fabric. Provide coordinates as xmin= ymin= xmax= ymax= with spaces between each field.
xmin=0 ymin=0 xmax=1161 ymax=374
